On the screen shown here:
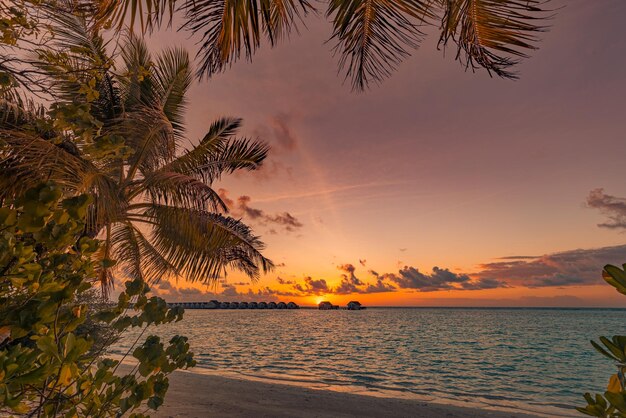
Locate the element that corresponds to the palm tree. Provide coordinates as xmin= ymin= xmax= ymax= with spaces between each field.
xmin=0 ymin=10 xmax=273 ymax=293
xmin=92 ymin=0 xmax=552 ymax=90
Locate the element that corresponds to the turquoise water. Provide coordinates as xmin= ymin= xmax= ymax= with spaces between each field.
xmin=112 ymin=308 xmax=626 ymax=416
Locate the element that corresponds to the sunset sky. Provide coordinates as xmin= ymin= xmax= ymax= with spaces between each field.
xmin=145 ymin=1 xmax=626 ymax=307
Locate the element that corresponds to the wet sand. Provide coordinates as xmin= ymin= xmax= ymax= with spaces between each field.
xmin=149 ymin=368 xmax=541 ymax=418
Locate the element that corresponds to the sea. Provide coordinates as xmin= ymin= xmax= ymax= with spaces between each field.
xmin=111 ymin=307 xmax=626 ymax=417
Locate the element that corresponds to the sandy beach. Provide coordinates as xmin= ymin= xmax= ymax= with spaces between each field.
xmin=149 ymin=368 xmax=541 ymax=418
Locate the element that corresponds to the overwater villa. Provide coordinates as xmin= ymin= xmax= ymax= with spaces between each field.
xmin=167 ymin=300 xmax=299 ymax=309
xmin=318 ymin=301 xmax=339 ymax=310
xmin=347 ymin=301 xmax=365 ymax=310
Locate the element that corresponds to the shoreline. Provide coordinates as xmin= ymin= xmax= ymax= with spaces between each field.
xmin=119 ymin=364 xmax=568 ymax=418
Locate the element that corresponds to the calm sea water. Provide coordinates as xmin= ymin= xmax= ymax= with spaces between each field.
xmin=112 ymin=308 xmax=626 ymax=416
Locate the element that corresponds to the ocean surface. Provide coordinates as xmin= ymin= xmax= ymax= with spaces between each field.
xmin=111 ymin=308 xmax=626 ymax=416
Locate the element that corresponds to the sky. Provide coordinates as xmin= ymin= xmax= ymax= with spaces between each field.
xmin=143 ymin=0 xmax=626 ymax=307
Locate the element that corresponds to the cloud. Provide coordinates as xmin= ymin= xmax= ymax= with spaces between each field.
xmin=386 ymin=266 xmax=506 ymax=292
xmin=237 ymin=195 xmax=264 ymax=219
xmin=587 ymin=188 xmax=626 ymax=229
xmin=362 ymin=278 xmax=396 ymax=293
xmin=238 ymin=113 xmax=298 ymax=182
xmin=269 ymin=113 xmax=298 ymax=152
xmin=146 ymin=244 xmax=626 ymax=303
xmin=334 ymin=263 xmax=365 ymax=294
xmin=337 ymin=263 xmax=356 ymax=274
xmin=157 ymin=280 xmax=173 ymax=290
xmin=460 ymin=278 xmax=507 ymax=290
xmin=276 ymin=276 xmax=295 ymax=285
xmin=475 ymin=245 xmax=626 ymax=287
xmin=293 ymin=276 xmax=331 ymax=295
xmin=265 ymin=212 xmax=303 ymax=231
xmin=218 ymin=189 xmax=303 ymax=232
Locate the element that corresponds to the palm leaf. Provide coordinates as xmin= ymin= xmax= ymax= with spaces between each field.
xmin=137 ymin=204 xmax=273 ymax=284
xmin=0 ymin=130 xmax=91 ymax=198
xmin=138 ymin=170 xmax=228 ymax=212
xmin=153 ymin=46 xmax=193 ymax=138
xmin=182 ymin=0 xmax=314 ymax=78
xmin=163 ymin=117 xmax=269 ymax=184
xmin=91 ymin=0 xmax=177 ymax=32
xmin=110 ymin=222 xmax=178 ymax=283
xmin=438 ymin=0 xmax=550 ymax=78
xmin=327 ymin=0 xmax=433 ymax=90
xmin=0 ymin=127 xmax=124 ymax=236
xmin=35 ymin=7 xmax=112 ymax=101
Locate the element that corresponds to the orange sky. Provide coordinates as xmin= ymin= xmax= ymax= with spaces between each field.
xmin=143 ymin=1 xmax=626 ymax=307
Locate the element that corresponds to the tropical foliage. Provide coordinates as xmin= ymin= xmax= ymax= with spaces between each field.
xmin=578 ymin=265 xmax=626 ymax=417
xmin=0 ymin=182 xmax=195 ymax=416
xmin=94 ymin=0 xmax=553 ymax=90
xmin=0 ymin=6 xmax=273 ymax=294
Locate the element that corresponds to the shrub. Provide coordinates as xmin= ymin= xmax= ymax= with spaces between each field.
xmin=0 ymin=182 xmax=195 ymax=416
xmin=578 ymin=265 xmax=626 ymax=417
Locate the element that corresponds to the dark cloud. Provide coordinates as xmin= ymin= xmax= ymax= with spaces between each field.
xmin=391 ymin=266 xmax=469 ymax=291
xmin=460 ymin=278 xmax=508 ymax=290
xmin=587 ymin=188 xmax=626 ymax=229
xmin=293 ymin=276 xmax=331 ymax=295
xmin=362 ymin=278 xmax=396 ymax=293
xmin=276 ymin=276 xmax=295 ymax=285
xmin=497 ymin=255 xmax=539 ymax=260
xmin=265 ymin=212 xmax=303 ymax=231
xmin=475 ymin=245 xmax=626 ymax=287
xmin=237 ymin=195 xmax=264 ymax=219
xmin=147 ymin=244 xmax=626 ymax=303
xmin=382 ymin=266 xmax=507 ymax=292
xmin=337 ymin=264 xmax=356 ymax=274
xmin=157 ymin=280 xmax=173 ymax=290
xmin=218 ymin=189 xmax=303 ymax=233
xmin=334 ymin=263 xmax=364 ymax=294
xmin=269 ymin=113 xmax=298 ymax=152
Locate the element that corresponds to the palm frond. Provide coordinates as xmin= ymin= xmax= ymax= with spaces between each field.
xmin=182 ymin=0 xmax=313 ymax=78
xmin=138 ymin=204 xmax=273 ymax=284
xmin=119 ymin=106 xmax=177 ymax=176
xmin=438 ymin=0 xmax=550 ymax=78
xmin=0 ymin=130 xmax=91 ymax=199
xmin=0 ymin=92 xmax=47 ymax=128
xmin=110 ymin=222 xmax=178 ymax=283
xmin=109 ymin=222 xmax=144 ymax=281
xmin=153 ymin=46 xmax=193 ymax=138
xmin=91 ymin=0 xmax=176 ymax=32
xmin=120 ymin=34 xmax=158 ymax=109
xmin=327 ymin=0 xmax=433 ymax=91
xmin=0 ymin=127 xmax=123 ymax=234
xmin=35 ymin=6 xmax=112 ymax=101
xmin=138 ymin=170 xmax=228 ymax=212
xmin=163 ymin=117 xmax=269 ymax=184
